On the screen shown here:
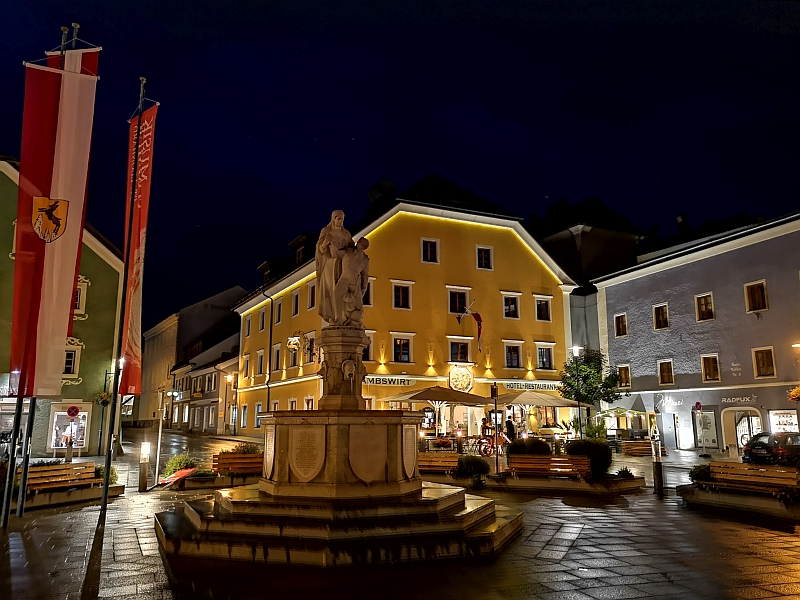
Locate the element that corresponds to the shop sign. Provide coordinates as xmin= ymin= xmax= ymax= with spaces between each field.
xmin=769 ymin=410 xmax=799 ymax=433
xmin=449 ymin=365 xmax=473 ymax=393
xmin=721 ymin=395 xmax=756 ymax=403
xmin=364 ymin=376 xmax=416 ymax=386
xmin=656 ymin=397 xmax=684 ymax=410
xmin=503 ymin=380 xmax=560 ymax=391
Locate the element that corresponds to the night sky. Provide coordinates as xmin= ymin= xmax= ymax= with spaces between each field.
xmin=1 ymin=2 xmax=798 ymax=329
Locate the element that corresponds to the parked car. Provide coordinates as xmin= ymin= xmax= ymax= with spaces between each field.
xmin=742 ymin=432 xmax=800 ymax=465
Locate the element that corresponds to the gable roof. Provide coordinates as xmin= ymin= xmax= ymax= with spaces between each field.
xmin=396 ymin=174 xmax=521 ymax=220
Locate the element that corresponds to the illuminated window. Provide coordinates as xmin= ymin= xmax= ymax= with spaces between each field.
xmin=537 ymin=347 xmax=553 ymax=370
xmin=653 ymin=304 xmax=669 ymax=330
xmin=658 ymin=360 xmax=674 ymax=385
xmin=695 ymin=293 xmax=714 ymax=322
xmin=618 ymin=365 xmax=631 ymax=388
xmin=391 ymin=333 xmax=415 ymax=363
xmin=614 ymin=313 xmax=628 ymax=337
xmin=701 ymin=354 xmax=720 ymax=382
xmin=744 ymin=281 xmax=768 ymax=313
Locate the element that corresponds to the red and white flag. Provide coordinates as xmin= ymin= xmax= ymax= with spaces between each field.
xmin=9 ymin=48 xmax=100 ymax=397
xmin=119 ymin=105 xmax=158 ymax=396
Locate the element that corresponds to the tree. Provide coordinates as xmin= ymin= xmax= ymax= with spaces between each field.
xmin=558 ymin=349 xmax=624 ymax=410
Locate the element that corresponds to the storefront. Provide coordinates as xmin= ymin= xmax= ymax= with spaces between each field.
xmin=611 ymin=385 xmax=799 ymax=451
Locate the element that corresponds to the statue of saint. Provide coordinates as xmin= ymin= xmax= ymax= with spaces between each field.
xmin=315 ymin=210 xmax=353 ymax=325
xmin=335 ymin=237 xmax=370 ymax=327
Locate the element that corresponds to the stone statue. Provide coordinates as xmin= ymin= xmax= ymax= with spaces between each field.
xmin=315 ymin=210 xmax=353 ymax=325
xmin=335 ymin=237 xmax=370 ymax=327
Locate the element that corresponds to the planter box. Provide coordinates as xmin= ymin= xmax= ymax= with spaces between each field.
xmin=178 ymin=474 xmax=261 ymax=490
xmin=10 ymin=484 xmax=125 ymax=510
xmin=677 ymin=483 xmax=800 ymax=520
xmin=422 ymin=472 xmax=645 ymax=495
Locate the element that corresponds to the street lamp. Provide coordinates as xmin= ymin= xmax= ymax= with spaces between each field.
xmin=569 ymin=346 xmax=584 ymax=438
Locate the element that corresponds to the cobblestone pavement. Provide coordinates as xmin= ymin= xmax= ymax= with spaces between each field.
xmin=3 ymin=433 xmax=796 ymax=600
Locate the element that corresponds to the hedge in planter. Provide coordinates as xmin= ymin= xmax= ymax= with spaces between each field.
xmin=507 ymin=438 xmax=551 ymax=456
xmin=565 ymin=440 xmax=612 ymax=480
xmin=219 ymin=443 xmax=261 ymax=455
xmin=454 ymin=455 xmax=490 ymax=479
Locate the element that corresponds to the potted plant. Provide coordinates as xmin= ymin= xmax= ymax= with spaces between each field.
xmin=788 ymin=386 xmax=800 ymax=403
xmin=455 ymin=455 xmax=490 ymax=487
xmin=95 ymin=392 xmax=111 ymax=407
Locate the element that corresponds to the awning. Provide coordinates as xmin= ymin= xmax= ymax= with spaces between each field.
xmin=496 ymin=390 xmax=580 ymax=408
xmin=379 ymin=385 xmax=488 ymax=407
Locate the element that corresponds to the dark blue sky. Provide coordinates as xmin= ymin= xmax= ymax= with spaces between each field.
xmin=1 ymin=1 xmax=798 ymax=328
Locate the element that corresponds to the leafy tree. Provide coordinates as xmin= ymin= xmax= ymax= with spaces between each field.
xmin=559 ymin=349 xmax=624 ymax=409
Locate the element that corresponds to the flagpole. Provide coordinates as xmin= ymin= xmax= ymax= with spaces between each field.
xmin=99 ymin=77 xmax=146 ymax=515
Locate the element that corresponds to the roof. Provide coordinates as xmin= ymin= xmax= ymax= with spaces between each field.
xmin=527 ymin=197 xmax=643 ymax=239
xmin=236 ymin=175 xmax=533 ymax=309
xmin=84 ymin=222 xmax=123 ymax=260
xmin=396 ymin=174 xmax=521 ymax=220
xmin=592 ymin=210 xmax=800 ymax=286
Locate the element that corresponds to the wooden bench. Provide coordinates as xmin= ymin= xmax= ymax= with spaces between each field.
xmin=212 ymin=453 xmax=263 ymax=475
xmin=701 ymin=461 xmax=799 ymax=496
xmin=507 ymin=455 xmax=591 ymax=479
xmin=622 ymin=440 xmax=667 ymax=457
xmin=18 ymin=462 xmax=103 ymax=493
xmin=417 ymin=452 xmax=459 ymax=474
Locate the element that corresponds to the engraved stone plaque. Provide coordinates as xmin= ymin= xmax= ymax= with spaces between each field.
xmin=402 ymin=424 xmax=417 ymax=478
xmin=349 ymin=424 xmax=387 ymax=483
xmin=263 ymin=424 xmax=276 ymax=479
xmin=289 ymin=425 xmax=326 ymax=483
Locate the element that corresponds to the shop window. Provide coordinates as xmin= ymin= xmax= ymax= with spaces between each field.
xmin=653 ymin=303 xmax=669 ymax=330
xmin=695 ymin=293 xmax=714 ymax=322
xmin=701 ymin=354 xmax=720 ymax=382
xmin=503 ymin=294 xmax=520 ymax=319
xmin=50 ymin=410 xmax=88 ymax=450
xmin=618 ymin=365 xmax=631 ymax=388
xmin=450 ymin=341 xmax=469 ymax=362
xmin=658 ymin=360 xmax=674 ymax=385
xmin=308 ymin=280 xmax=317 ymax=309
xmin=744 ymin=280 xmax=768 ymax=313
xmin=752 ymin=347 xmax=776 ymax=378
xmin=449 ymin=290 xmax=467 ymax=314
xmin=614 ymin=313 xmax=628 ymax=337
xmin=535 ymin=296 xmax=552 ymax=322
xmin=421 ymin=238 xmax=439 ymax=263
xmin=476 ymin=246 xmax=493 ymax=270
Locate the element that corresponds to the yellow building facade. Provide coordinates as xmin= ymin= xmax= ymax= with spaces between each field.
xmin=233 ymin=201 xmax=576 ymax=438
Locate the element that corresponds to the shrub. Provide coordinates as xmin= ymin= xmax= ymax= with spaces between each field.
xmin=566 ymin=440 xmax=612 ymax=480
xmin=188 ymin=470 xmax=217 ymax=479
xmin=616 ymin=466 xmax=634 ymax=479
xmin=454 ymin=455 xmax=490 ymax=479
xmin=219 ymin=442 xmax=261 ymax=455
xmin=508 ymin=438 xmax=552 ymax=456
xmin=31 ymin=459 xmax=64 ymax=467
xmin=162 ymin=453 xmax=197 ymax=478
xmin=689 ymin=464 xmax=712 ymax=482
xmin=584 ymin=421 xmax=607 ymax=440
xmin=94 ymin=464 xmax=118 ymax=485
xmin=507 ymin=440 xmax=527 ymax=456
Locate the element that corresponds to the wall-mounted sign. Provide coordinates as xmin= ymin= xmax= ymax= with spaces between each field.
xmin=364 ymin=376 xmax=416 ymax=386
xmin=503 ymin=380 xmax=560 ymax=391
xmin=721 ymin=395 xmax=757 ymax=403
xmin=449 ymin=365 xmax=474 ymax=393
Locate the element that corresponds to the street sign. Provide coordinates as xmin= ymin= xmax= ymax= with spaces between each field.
xmin=695 ymin=402 xmax=702 ymax=411
xmin=66 ymin=405 xmax=80 ymax=418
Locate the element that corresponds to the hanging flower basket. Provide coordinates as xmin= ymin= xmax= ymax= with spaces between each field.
xmin=96 ymin=392 xmax=112 ymax=407
xmin=788 ymin=386 xmax=800 ymax=402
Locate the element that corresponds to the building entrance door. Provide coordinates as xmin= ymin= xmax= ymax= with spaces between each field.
xmin=721 ymin=407 xmax=761 ymax=452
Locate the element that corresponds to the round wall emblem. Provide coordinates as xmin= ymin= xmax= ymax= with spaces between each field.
xmin=449 ymin=365 xmax=473 ymax=393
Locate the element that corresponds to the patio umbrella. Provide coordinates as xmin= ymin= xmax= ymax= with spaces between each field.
xmin=497 ymin=390 xmax=580 ymax=408
xmin=379 ymin=386 xmax=489 ymax=435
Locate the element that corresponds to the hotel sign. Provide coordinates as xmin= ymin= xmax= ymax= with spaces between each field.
xmin=364 ymin=376 xmax=416 ymax=386
xmin=503 ymin=381 xmax=560 ymax=391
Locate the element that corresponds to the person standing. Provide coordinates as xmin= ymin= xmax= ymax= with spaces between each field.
xmin=505 ymin=417 xmax=516 ymax=441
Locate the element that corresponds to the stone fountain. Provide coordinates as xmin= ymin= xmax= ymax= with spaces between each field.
xmin=155 ymin=210 xmax=522 ymax=567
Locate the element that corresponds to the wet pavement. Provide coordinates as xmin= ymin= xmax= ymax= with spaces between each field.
xmin=3 ymin=430 xmax=800 ymax=599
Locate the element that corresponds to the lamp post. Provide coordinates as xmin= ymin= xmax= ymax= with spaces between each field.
xmin=491 ymin=382 xmax=499 ymax=474
xmin=569 ymin=346 xmax=584 ymax=438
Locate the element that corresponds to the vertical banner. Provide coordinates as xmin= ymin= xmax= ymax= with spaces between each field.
xmin=9 ymin=49 xmax=100 ymax=397
xmin=119 ymin=105 xmax=158 ymax=395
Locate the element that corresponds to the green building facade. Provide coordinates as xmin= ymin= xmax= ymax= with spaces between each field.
xmin=1 ymin=158 xmax=123 ymax=457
